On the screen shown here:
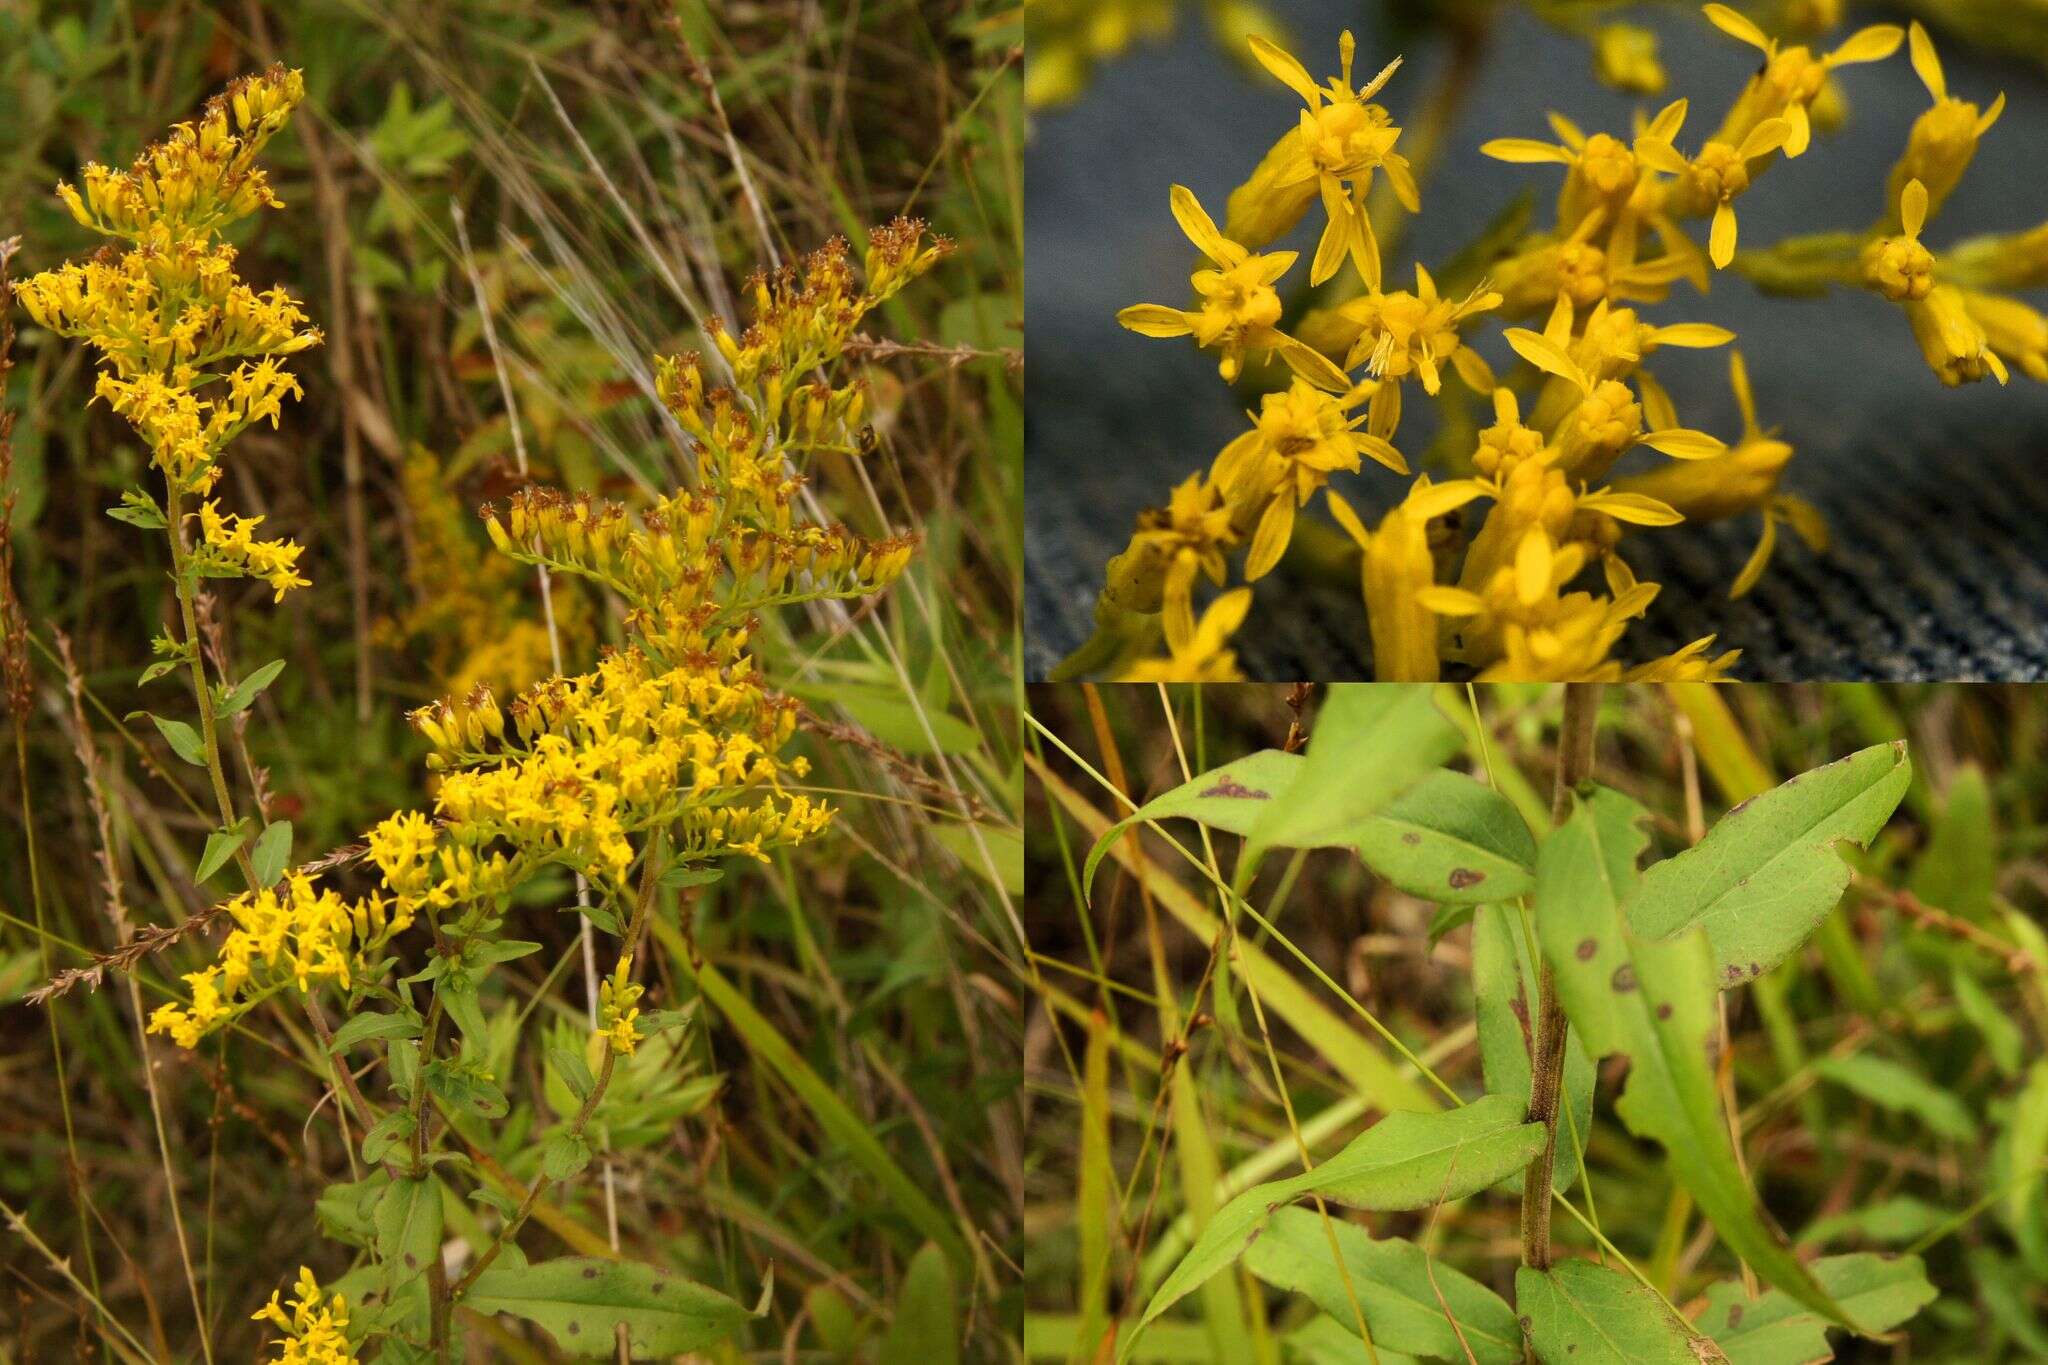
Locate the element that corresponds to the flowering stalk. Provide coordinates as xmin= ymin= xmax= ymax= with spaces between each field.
xmin=1521 ymin=681 xmax=1602 ymax=1272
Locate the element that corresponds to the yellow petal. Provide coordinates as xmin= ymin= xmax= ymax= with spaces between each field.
xmin=1504 ymin=327 xmax=1586 ymax=390
xmin=1736 ymin=117 xmax=1792 ymax=162
xmin=1118 ymin=304 xmax=1194 ymax=338
xmin=1407 ymin=477 xmax=1488 ymax=520
xmin=1247 ymin=34 xmax=1322 ymax=107
xmin=1416 ymin=585 xmax=1484 ymax=616
xmin=1646 ymin=98 xmax=1688 ymax=144
xmin=1828 ymin=24 xmax=1902 ymax=68
xmin=1729 ymin=510 xmax=1777 ymax=598
xmin=1650 ymin=322 xmax=1735 ymax=348
xmin=1641 ymin=428 xmax=1728 ymax=460
xmin=1901 ymin=178 xmax=1929 ymax=240
xmin=1782 ymin=102 xmax=1811 ymax=159
xmin=1907 ymin=21 xmax=1946 ymax=103
xmin=1728 ymin=349 xmax=1758 ymax=433
xmin=1324 ymin=489 xmax=1371 ymax=546
xmin=1277 ymin=336 xmax=1353 ymax=394
xmin=1702 ymin=3 xmax=1771 ymax=54
xmin=1170 ymin=185 xmax=1243 ymax=268
xmin=1514 ymin=531 xmax=1553 ymax=607
xmin=1578 ymin=491 xmax=1684 ymax=526
xmin=1710 ymin=201 xmax=1738 ymax=269
xmin=1245 ymin=495 xmax=1296 ymax=580
xmin=1481 ymin=138 xmax=1574 ymax=165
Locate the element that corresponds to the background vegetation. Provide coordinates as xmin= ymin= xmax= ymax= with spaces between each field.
xmin=1024 ymin=682 xmax=2048 ymax=1360
xmin=0 ymin=1 xmax=1022 ymax=1358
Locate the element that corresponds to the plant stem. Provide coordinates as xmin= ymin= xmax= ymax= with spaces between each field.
xmin=1520 ymin=682 xmax=1602 ymax=1274
xmin=445 ymin=836 xmax=668 ymax=1308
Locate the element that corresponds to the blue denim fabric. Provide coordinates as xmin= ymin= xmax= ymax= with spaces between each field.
xmin=1024 ymin=1 xmax=2048 ymax=680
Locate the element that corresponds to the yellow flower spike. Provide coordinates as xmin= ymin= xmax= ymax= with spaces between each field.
xmin=1886 ymin=22 xmax=2004 ymax=227
xmin=1117 ymin=588 xmax=1254 ymax=682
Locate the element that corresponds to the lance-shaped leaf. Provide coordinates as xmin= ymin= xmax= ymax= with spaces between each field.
xmin=1119 ymin=1094 xmax=1545 ymax=1362
xmin=1537 ymin=788 xmax=1868 ymax=1331
xmin=463 ymin=1256 xmax=755 ymax=1355
xmin=1243 ymin=1207 xmax=1521 ymax=1363
xmin=1473 ymin=904 xmax=1594 ymax=1196
xmin=1083 ymin=751 xmax=1530 ymax=905
xmin=1516 ymin=1259 xmax=1720 ymax=1364
xmin=1242 ymin=685 xmax=1461 ymax=870
xmin=1696 ymin=1254 xmax=1938 ymax=1364
xmin=1626 ymin=742 xmax=1910 ymax=986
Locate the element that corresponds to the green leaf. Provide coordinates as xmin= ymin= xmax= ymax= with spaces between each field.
xmin=658 ymin=866 xmax=723 ymax=890
xmin=1120 ymin=1094 xmax=1545 ymax=1361
xmin=1349 ymin=770 xmax=1539 ymax=904
xmin=1811 ymin=1053 xmax=1974 ymax=1142
xmin=541 ymin=1131 xmax=591 ymax=1181
xmin=195 ymin=822 xmax=251 ymax=884
xmin=252 ymin=820 xmax=292 ymax=888
xmin=1242 ymin=684 xmax=1461 ymax=872
xmin=374 ymin=1175 xmax=444 ymax=1283
xmin=1473 ymin=904 xmax=1593 ymax=1196
xmin=463 ymin=1256 xmax=754 ymax=1356
xmin=314 ymin=1172 xmax=388 ymax=1249
xmin=1083 ymin=751 xmax=1529 ymax=904
xmin=106 ymin=488 xmax=167 ymax=529
xmin=931 ymin=821 xmax=1025 ymax=896
xmin=877 ymin=1243 xmax=959 ymax=1365
xmin=1626 ymin=742 xmax=1910 ymax=986
xmin=549 ymin=1045 xmax=596 ymax=1103
xmin=1951 ymin=966 xmax=2024 ymax=1077
xmin=215 ymin=658 xmax=285 ymax=718
xmin=329 ymin=1010 xmax=422 ymax=1053
xmin=1516 ymin=1259 xmax=1711 ymax=1364
xmin=2005 ymin=1060 xmax=2048 ymax=1251
xmin=1083 ymin=748 xmax=1303 ymax=894
xmin=145 ymin=713 xmax=208 ymax=767
xmin=1797 ymin=1196 xmax=1950 ymax=1248
xmin=360 ymin=1109 xmax=416 ymax=1166
xmin=1907 ymin=764 xmax=1997 ymax=923
xmin=1242 ymin=1207 xmax=1520 ymax=1363
xmin=1539 ymin=787 xmax=1866 ymax=1332
xmin=424 ymin=1060 xmax=507 ymax=1119
xmin=1697 ymin=1254 xmax=1938 ymax=1363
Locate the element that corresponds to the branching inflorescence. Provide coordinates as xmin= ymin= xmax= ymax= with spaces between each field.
xmin=1061 ymin=6 xmax=2045 ymax=682
xmin=23 ymin=65 xmax=946 ymax=1360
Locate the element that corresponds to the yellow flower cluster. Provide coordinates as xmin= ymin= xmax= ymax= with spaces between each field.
xmin=188 ymin=500 xmax=310 ymax=601
xmin=1077 ymin=7 xmax=2020 ymax=682
xmin=599 ymin=955 xmax=645 ymax=1055
xmin=253 ymin=1267 xmax=359 ymax=1365
xmin=15 ymin=66 xmax=320 ymax=584
xmin=149 ymin=221 xmax=926 ymax=1048
xmin=147 ymin=873 xmax=406 ymax=1049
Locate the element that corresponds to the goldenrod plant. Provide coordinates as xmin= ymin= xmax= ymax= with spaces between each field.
xmin=1025 ymin=682 xmax=2048 ymax=1362
xmin=15 ymin=66 xmax=953 ymax=1361
xmin=1052 ymin=5 xmax=2048 ymax=683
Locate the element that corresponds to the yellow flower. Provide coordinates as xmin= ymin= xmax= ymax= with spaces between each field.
xmin=1591 ymin=24 xmax=1666 ymax=97
xmin=1117 ymin=588 xmax=1253 ymax=683
xmin=1863 ymin=179 xmax=1937 ymax=303
xmin=254 ymin=1266 xmax=359 ymax=1365
xmin=1338 ymin=262 xmax=1501 ymax=404
xmin=1240 ymin=31 xmax=1416 ymax=286
xmin=1699 ymin=4 xmax=1901 ymax=159
xmin=600 ymin=958 xmax=646 ymax=1055
xmin=1326 ymin=478 xmax=1487 ymax=682
xmin=1210 ymin=379 xmax=1405 ymax=580
xmin=1102 ymin=475 xmax=1237 ymax=651
xmin=1885 ymin=22 xmax=2003 ymax=227
xmin=147 ymin=874 xmax=403 ymax=1050
xmin=1118 ymin=186 xmax=1347 ymax=386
